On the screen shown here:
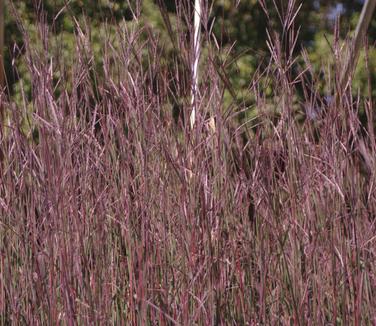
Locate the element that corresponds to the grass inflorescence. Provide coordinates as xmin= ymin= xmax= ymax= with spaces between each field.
xmin=0 ymin=1 xmax=375 ymax=324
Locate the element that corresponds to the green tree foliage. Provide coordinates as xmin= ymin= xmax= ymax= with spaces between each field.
xmin=3 ymin=0 xmax=375 ymax=110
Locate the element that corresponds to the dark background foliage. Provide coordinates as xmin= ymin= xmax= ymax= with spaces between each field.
xmin=3 ymin=0 xmax=375 ymax=101
xmin=1 ymin=1 xmax=376 ymax=324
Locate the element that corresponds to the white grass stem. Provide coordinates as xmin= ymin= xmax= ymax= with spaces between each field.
xmin=340 ymin=0 xmax=376 ymax=90
xmin=190 ymin=0 xmax=201 ymax=129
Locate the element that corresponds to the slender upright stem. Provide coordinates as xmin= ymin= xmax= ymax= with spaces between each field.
xmin=190 ymin=0 xmax=201 ymax=129
xmin=0 ymin=0 xmax=4 ymax=90
xmin=0 ymin=0 xmax=4 ymax=165
xmin=340 ymin=0 xmax=376 ymax=90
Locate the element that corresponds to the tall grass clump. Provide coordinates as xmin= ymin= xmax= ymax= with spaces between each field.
xmin=0 ymin=0 xmax=376 ymax=324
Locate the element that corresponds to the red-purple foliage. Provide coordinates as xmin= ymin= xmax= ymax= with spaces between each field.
xmin=0 ymin=1 xmax=375 ymax=324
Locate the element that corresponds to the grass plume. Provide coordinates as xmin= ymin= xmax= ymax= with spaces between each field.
xmin=0 ymin=0 xmax=375 ymax=324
